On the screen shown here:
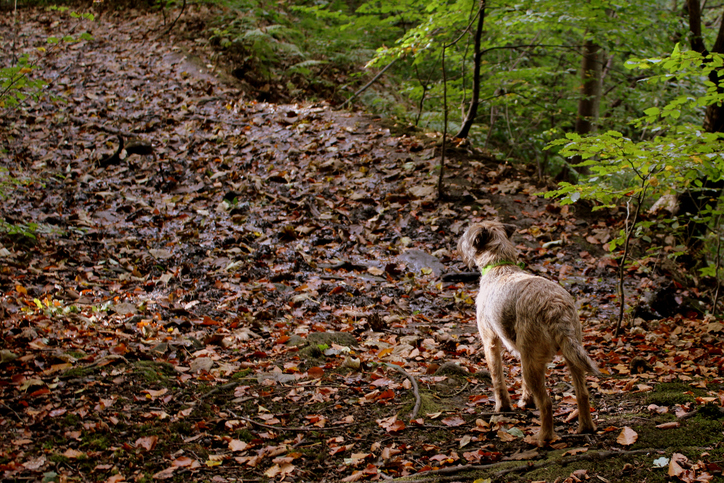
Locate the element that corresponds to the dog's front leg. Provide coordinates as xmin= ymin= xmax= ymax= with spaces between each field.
xmin=481 ymin=332 xmax=513 ymax=412
xmin=518 ymin=361 xmax=536 ymax=410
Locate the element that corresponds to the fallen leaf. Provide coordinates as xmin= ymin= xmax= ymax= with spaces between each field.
xmin=442 ymin=416 xmax=465 ymax=427
xmin=63 ymin=448 xmax=85 ymax=459
xmin=264 ymin=462 xmax=294 ymax=478
xmin=668 ymin=453 xmax=688 ymax=478
xmin=172 ymin=456 xmax=196 ymax=467
xmin=229 ymin=440 xmax=249 ymax=452
xmin=616 ymin=426 xmax=638 ymax=446
xmin=135 ymin=435 xmax=159 ymax=451
xmin=308 ymin=366 xmax=324 ymax=378
xmin=22 ymin=455 xmax=46 ymax=470
xmin=377 ymin=415 xmax=405 ymax=433
xmin=653 ymin=456 xmax=670 ymax=468
xmin=152 ymin=466 xmax=177 ymax=480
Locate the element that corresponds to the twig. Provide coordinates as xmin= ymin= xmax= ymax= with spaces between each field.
xmin=436 ymin=4 xmax=484 ymax=198
xmin=196 ymin=381 xmax=240 ymax=401
xmin=1 ymin=401 xmax=23 ymax=421
xmin=383 ymin=363 xmax=421 ymax=420
xmin=615 ymin=181 xmax=647 ymax=336
xmin=713 ymin=214 xmax=722 ymax=316
xmin=156 ymin=0 xmax=187 ymax=40
xmin=59 ymin=354 xmax=129 ymax=379
xmin=438 ymin=45 xmax=448 ymax=200
xmin=228 ymin=410 xmax=355 ymax=432
xmin=341 ymin=58 xmax=399 ymax=108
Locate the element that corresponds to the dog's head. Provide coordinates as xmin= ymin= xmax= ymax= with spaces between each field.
xmin=458 ymin=221 xmax=518 ymax=269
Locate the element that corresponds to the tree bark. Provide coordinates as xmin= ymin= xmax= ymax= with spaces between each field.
xmin=572 ymin=39 xmax=603 ymax=176
xmin=455 ymin=0 xmax=486 ymax=139
xmin=677 ymin=1 xmax=724 ymax=251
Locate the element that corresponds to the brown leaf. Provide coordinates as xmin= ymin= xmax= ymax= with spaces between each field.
xmin=308 ymin=366 xmax=324 ymax=378
xmin=441 ymin=416 xmax=465 ymax=427
xmin=152 ymin=466 xmax=177 ymax=480
xmin=229 ymin=439 xmax=249 ymax=452
xmin=63 ymin=448 xmax=85 ymax=459
xmin=376 ymin=415 xmax=405 ymax=433
xmin=264 ymin=462 xmax=294 ymax=478
xmin=497 ymin=430 xmax=517 ymax=442
xmin=172 ymin=456 xmax=196 ymax=467
xmin=616 ymin=426 xmax=638 ymax=446
xmin=143 ymin=388 xmax=168 ymax=399
xmin=668 ymin=453 xmax=688 ymax=479
xmin=135 ymin=435 xmax=159 ymax=452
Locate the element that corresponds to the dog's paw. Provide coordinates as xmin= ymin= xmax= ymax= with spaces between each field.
xmin=518 ymin=394 xmax=536 ymax=410
xmin=536 ymin=431 xmax=559 ymax=447
xmin=494 ymin=399 xmax=513 ymax=412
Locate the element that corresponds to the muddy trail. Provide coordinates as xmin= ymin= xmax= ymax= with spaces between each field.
xmin=1 ymin=6 xmax=724 ymax=483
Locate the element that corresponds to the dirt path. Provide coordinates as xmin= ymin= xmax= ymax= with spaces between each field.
xmin=1 ymin=6 xmax=723 ymax=483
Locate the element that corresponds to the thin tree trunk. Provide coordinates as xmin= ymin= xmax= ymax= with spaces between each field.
xmin=455 ymin=0 xmax=486 ymax=139
xmin=572 ymin=39 xmax=602 ymax=176
xmin=677 ymin=1 xmax=724 ymax=255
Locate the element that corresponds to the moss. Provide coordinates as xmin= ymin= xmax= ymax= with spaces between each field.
xmin=231 ymin=368 xmax=252 ymax=379
xmin=63 ymin=412 xmax=80 ymax=426
xmin=61 ymin=366 xmax=97 ymax=379
xmin=645 ymin=381 xmax=702 ymax=406
xmin=49 ymin=454 xmax=70 ymax=464
xmin=696 ymin=403 xmax=724 ymax=420
xmin=400 ymin=391 xmax=441 ymax=418
xmin=169 ymin=421 xmax=194 ymax=436
xmin=134 ymin=360 xmax=175 ymax=382
xmin=84 ymin=435 xmax=112 ymax=451
xmin=234 ymin=428 xmax=255 ymax=442
xmin=523 ymin=452 xmax=664 ymax=483
xmin=633 ymin=415 xmax=724 ymax=449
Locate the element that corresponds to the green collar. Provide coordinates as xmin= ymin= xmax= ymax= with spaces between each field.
xmin=480 ymin=261 xmax=524 ymax=276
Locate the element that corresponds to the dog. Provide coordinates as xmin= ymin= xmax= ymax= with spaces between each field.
xmin=458 ymin=220 xmax=599 ymax=445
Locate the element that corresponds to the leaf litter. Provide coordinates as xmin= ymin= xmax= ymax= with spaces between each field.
xmin=0 ymin=5 xmax=723 ymax=483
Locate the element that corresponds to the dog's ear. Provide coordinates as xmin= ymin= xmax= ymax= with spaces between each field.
xmin=472 ymin=226 xmax=492 ymax=250
xmin=503 ymin=223 xmax=517 ymax=239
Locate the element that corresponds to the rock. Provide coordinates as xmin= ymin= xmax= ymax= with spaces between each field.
xmin=398 ymin=249 xmax=445 ymax=277
xmin=257 ymin=372 xmax=297 ymax=384
xmin=286 ymin=335 xmax=307 ymax=347
xmin=190 ymin=357 xmax=214 ymax=373
xmin=111 ymin=302 xmax=138 ymax=316
xmin=434 ymin=362 xmax=469 ymax=377
xmin=307 ymin=331 xmax=357 ymax=348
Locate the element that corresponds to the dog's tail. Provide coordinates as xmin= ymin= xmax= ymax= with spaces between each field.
xmin=559 ymin=334 xmax=601 ymax=376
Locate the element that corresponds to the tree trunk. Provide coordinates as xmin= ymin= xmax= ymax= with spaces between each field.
xmin=455 ymin=0 xmax=486 ymax=139
xmin=678 ymin=1 xmax=724 ymax=251
xmin=572 ymin=39 xmax=602 ymax=176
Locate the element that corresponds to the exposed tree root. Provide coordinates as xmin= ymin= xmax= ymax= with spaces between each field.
xmin=384 ymin=362 xmax=421 ymax=420
xmin=389 ymin=448 xmax=661 ymax=482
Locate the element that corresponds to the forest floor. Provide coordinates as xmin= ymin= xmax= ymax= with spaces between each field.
xmin=1 ymin=5 xmax=724 ymax=483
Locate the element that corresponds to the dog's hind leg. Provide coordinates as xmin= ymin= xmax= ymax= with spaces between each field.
xmin=521 ymin=359 xmax=555 ymax=445
xmin=567 ymin=361 xmax=596 ymax=434
xmin=482 ymin=333 xmax=513 ymax=412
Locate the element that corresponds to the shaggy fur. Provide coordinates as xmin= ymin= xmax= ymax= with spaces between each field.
xmin=459 ymin=220 xmax=599 ymax=445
